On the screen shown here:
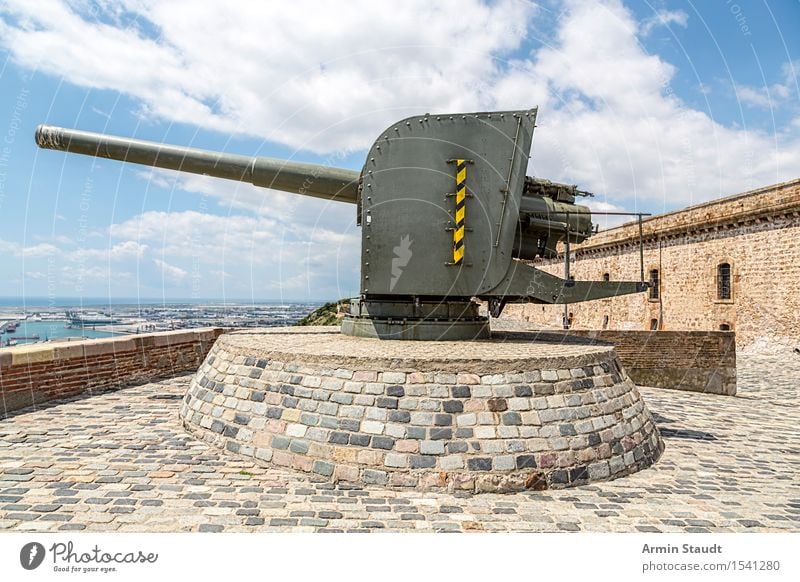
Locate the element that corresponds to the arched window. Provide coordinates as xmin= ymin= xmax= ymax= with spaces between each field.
xmin=717 ymin=263 xmax=732 ymax=300
xmin=602 ymin=315 xmax=609 ymax=329
xmin=602 ymin=273 xmax=610 ymax=282
xmin=649 ymin=269 xmax=660 ymax=300
xmin=650 ymin=318 xmax=659 ymax=330
xmin=719 ymin=323 xmax=731 ymax=331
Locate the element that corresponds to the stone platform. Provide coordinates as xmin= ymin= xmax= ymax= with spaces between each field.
xmin=179 ymin=327 xmax=663 ymax=492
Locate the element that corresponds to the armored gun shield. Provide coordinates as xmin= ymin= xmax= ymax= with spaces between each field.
xmin=359 ymin=109 xmax=536 ymax=297
xmin=343 ymin=108 xmax=645 ymax=339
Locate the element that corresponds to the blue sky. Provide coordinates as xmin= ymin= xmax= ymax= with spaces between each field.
xmin=0 ymin=0 xmax=798 ymax=301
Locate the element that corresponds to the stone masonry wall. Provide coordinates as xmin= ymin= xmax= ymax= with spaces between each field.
xmin=554 ymin=331 xmax=735 ymax=395
xmin=507 ymin=179 xmax=800 ymax=352
xmin=181 ymin=330 xmax=664 ymax=492
xmin=0 ymin=329 xmax=224 ymax=417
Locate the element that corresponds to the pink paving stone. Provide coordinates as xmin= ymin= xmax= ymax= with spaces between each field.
xmin=352 ymin=370 xmax=378 ymax=382
xmin=394 ymin=439 xmax=419 ymax=453
xmin=457 ymin=373 xmax=481 ymax=385
xmin=538 ymin=453 xmax=558 ymax=468
xmin=333 ymin=465 xmax=359 ymax=482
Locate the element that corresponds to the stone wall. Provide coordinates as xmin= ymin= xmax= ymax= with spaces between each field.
xmin=0 ymin=329 xmax=224 ymax=417
xmin=180 ymin=328 xmax=664 ymax=492
xmin=508 ymin=178 xmax=800 ymax=352
xmin=548 ymin=330 xmax=735 ymax=395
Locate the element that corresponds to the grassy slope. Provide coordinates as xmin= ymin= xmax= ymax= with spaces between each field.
xmin=294 ymin=299 xmax=349 ymax=326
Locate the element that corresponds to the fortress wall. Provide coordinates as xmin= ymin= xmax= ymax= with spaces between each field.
xmin=0 ymin=328 xmax=224 ymax=418
xmin=560 ymin=331 xmax=734 ymax=395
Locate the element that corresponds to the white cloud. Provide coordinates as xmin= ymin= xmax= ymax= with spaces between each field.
xmin=0 ymin=240 xmax=61 ymax=258
xmin=640 ymin=9 xmax=688 ymax=37
xmin=735 ymin=60 xmax=796 ymax=109
xmin=18 ymin=243 xmax=61 ymax=257
xmin=153 ymin=258 xmax=188 ymax=283
xmin=66 ymin=240 xmax=148 ymax=262
xmin=58 ymin=265 xmax=132 ymax=283
xmin=109 ymin=209 xmax=360 ymax=297
xmin=584 ymin=200 xmax=631 ymax=231
xmin=0 ymin=0 xmax=533 ymax=153
xmin=517 ymin=1 xmax=800 ymax=205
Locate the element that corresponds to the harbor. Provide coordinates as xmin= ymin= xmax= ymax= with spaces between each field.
xmin=0 ymin=301 xmax=322 ymax=346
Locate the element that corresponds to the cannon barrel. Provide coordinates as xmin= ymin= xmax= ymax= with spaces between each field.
xmin=35 ymin=125 xmax=360 ymax=204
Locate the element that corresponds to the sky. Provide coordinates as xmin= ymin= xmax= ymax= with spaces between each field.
xmin=0 ymin=0 xmax=798 ymax=302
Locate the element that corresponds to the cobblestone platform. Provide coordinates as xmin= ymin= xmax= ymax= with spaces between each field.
xmin=180 ymin=328 xmax=662 ymax=491
xmin=1 ymin=354 xmax=797 ymax=532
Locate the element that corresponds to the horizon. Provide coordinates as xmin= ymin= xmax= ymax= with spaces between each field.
xmin=0 ymin=296 xmax=331 ymax=307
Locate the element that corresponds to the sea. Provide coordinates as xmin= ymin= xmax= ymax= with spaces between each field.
xmin=2 ymin=320 xmax=115 ymax=343
xmin=0 ymin=297 xmax=323 ymax=346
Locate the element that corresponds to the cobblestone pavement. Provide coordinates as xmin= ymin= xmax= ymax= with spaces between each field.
xmin=1 ymin=354 xmax=798 ymax=533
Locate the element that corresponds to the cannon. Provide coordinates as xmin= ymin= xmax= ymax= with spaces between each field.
xmin=35 ymin=107 xmax=648 ymax=340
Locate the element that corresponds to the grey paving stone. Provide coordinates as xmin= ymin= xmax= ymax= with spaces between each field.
xmin=0 ymin=354 xmax=795 ymax=533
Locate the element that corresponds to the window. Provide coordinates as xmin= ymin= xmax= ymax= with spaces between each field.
xmin=717 ymin=263 xmax=732 ymax=300
xmin=650 ymin=318 xmax=659 ymax=330
xmin=602 ymin=273 xmax=610 ymax=282
xmin=649 ymin=269 xmax=659 ymax=300
xmin=719 ymin=323 xmax=731 ymax=331
xmin=602 ymin=315 xmax=609 ymax=329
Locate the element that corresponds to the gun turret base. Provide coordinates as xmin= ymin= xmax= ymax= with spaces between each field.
xmin=342 ymin=297 xmax=489 ymax=341
xmin=181 ymin=327 xmax=664 ymax=491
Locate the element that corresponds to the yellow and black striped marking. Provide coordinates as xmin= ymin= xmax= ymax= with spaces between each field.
xmin=453 ymin=159 xmax=466 ymax=264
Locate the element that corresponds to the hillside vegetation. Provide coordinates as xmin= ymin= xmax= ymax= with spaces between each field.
xmin=294 ymin=299 xmax=350 ymax=326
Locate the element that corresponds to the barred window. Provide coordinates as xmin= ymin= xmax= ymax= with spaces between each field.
xmin=717 ymin=263 xmax=732 ymax=300
xmin=649 ymin=269 xmax=659 ymax=300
